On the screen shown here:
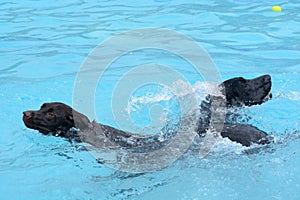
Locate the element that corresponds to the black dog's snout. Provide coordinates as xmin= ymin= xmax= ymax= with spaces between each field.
xmin=23 ymin=111 xmax=33 ymax=118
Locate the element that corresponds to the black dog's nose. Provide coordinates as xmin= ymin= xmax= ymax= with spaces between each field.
xmin=23 ymin=111 xmax=33 ymax=118
xmin=263 ymin=74 xmax=271 ymax=83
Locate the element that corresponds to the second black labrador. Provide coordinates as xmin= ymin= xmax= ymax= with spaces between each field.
xmin=23 ymin=75 xmax=272 ymax=151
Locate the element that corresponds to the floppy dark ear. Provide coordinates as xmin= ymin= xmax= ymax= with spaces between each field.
xmin=66 ymin=115 xmax=74 ymax=123
xmin=61 ymin=114 xmax=75 ymax=131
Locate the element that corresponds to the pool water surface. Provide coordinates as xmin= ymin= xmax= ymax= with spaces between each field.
xmin=1 ymin=0 xmax=300 ymax=199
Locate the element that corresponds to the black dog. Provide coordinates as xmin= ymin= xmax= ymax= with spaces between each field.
xmin=23 ymin=75 xmax=272 ymax=150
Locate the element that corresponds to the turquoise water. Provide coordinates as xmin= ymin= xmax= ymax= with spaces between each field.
xmin=1 ymin=0 xmax=300 ymax=199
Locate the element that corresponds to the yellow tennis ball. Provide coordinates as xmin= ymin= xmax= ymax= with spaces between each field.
xmin=272 ymin=6 xmax=282 ymax=12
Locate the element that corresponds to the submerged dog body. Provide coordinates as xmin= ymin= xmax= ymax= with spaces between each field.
xmin=23 ymin=75 xmax=273 ymax=150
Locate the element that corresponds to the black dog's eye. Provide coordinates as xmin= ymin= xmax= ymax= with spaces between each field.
xmin=47 ymin=111 xmax=54 ymax=117
xmin=46 ymin=108 xmax=54 ymax=118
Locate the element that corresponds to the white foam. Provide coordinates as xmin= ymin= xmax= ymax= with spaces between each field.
xmin=127 ymin=80 xmax=222 ymax=114
xmin=275 ymin=91 xmax=300 ymax=101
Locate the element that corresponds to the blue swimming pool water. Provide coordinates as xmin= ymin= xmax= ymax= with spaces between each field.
xmin=1 ymin=0 xmax=300 ymax=199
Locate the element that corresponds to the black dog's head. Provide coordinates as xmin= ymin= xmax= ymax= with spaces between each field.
xmin=23 ymin=102 xmax=90 ymax=135
xmin=222 ymin=74 xmax=272 ymax=107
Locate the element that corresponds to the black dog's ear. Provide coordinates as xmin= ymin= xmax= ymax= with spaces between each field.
xmin=219 ymin=77 xmax=245 ymax=107
xmin=66 ymin=115 xmax=75 ymax=128
xmin=66 ymin=115 xmax=74 ymax=123
xmin=62 ymin=114 xmax=75 ymax=131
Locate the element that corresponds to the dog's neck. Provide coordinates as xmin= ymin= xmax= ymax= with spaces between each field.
xmin=71 ymin=109 xmax=93 ymax=131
